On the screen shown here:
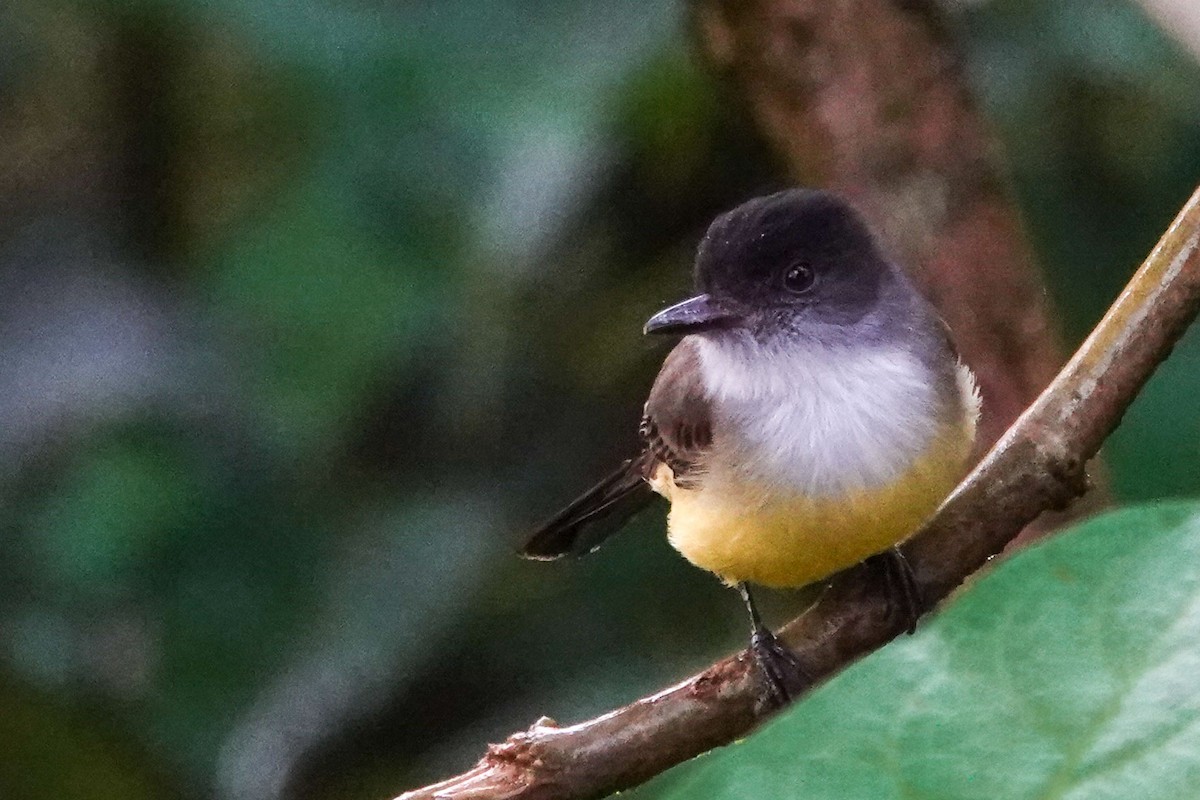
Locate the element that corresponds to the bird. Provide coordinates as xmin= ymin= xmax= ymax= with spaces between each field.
xmin=522 ymin=188 xmax=979 ymax=704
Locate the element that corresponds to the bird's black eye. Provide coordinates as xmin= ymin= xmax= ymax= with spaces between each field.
xmin=782 ymin=262 xmax=816 ymax=294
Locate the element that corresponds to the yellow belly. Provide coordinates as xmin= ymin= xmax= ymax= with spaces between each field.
xmin=655 ymin=422 xmax=973 ymax=588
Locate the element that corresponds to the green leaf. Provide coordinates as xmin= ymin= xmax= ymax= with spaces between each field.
xmin=634 ymin=501 xmax=1200 ymax=800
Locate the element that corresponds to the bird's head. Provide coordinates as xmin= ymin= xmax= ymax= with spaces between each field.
xmin=643 ymin=189 xmax=897 ymax=348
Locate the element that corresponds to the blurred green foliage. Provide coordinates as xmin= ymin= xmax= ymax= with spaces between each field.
xmin=0 ymin=1 xmax=1198 ymax=799
xmin=633 ymin=501 xmax=1200 ymax=800
xmin=0 ymin=676 xmax=179 ymax=800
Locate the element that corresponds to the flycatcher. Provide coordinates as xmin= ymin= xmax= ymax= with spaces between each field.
xmin=523 ymin=189 xmax=979 ymax=703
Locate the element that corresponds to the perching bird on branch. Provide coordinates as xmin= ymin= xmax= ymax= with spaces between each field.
xmin=523 ymin=189 xmax=979 ymax=704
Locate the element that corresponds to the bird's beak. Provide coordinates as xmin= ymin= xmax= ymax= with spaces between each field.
xmin=643 ymin=293 xmax=738 ymax=336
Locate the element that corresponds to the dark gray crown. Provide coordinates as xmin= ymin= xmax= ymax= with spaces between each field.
xmin=694 ymin=189 xmax=889 ymax=330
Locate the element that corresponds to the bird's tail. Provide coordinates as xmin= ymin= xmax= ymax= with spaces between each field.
xmin=521 ymin=453 xmax=656 ymax=560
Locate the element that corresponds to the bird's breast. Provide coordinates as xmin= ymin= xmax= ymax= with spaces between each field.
xmin=695 ymin=337 xmax=956 ymax=498
xmin=658 ymin=415 xmax=973 ymax=587
xmin=652 ymin=336 xmax=979 ymax=588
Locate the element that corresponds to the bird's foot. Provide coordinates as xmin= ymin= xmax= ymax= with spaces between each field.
xmin=868 ymin=546 xmax=926 ymax=635
xmin=749 ymin=626 xmax=811 ymax=709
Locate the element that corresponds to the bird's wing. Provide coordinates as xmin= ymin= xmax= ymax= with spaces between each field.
xmin=639 ymin=337 xmax=714 ymax=488
xmin=521 ymin=338 xmax=714 ymax=560
xmin=521 ymin=453 xmax=655 ymax=560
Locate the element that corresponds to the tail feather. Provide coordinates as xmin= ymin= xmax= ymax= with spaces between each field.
xmin=521 ymin=455 xmax=656 ymax=560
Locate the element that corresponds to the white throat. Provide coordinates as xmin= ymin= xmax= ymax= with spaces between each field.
xmin=694 ymin=334 xmax=946 ymax=498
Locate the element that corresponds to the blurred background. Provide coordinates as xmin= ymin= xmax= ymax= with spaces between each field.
xmin=2 ymin=1 xmax=1199 ymax=798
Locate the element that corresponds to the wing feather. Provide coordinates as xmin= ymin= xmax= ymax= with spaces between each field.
xmin=521 ymin=338 xmax=714 ymax=559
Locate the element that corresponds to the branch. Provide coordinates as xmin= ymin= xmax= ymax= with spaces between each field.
xmin=393 ymin=185 xmax=1200 ymax=800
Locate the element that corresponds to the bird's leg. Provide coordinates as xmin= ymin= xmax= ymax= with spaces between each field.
xmin=738 ymin=582 xmax=810 ymax=708
xmin=867 ymin=546 xmax=926 ymax=634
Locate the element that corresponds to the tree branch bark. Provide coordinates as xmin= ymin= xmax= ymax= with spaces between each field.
xmin=393 ymin=185 xmax=1200 ymax=800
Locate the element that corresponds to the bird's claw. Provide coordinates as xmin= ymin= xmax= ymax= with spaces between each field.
xmin=750 ymin=627 xmax=811 ymax=709
xmin=868 ymin=547 xmax=926 ymax=634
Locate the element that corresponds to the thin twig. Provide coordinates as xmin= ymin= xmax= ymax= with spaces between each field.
xmin=393 ymin=185 xmax=1200 ymax=800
